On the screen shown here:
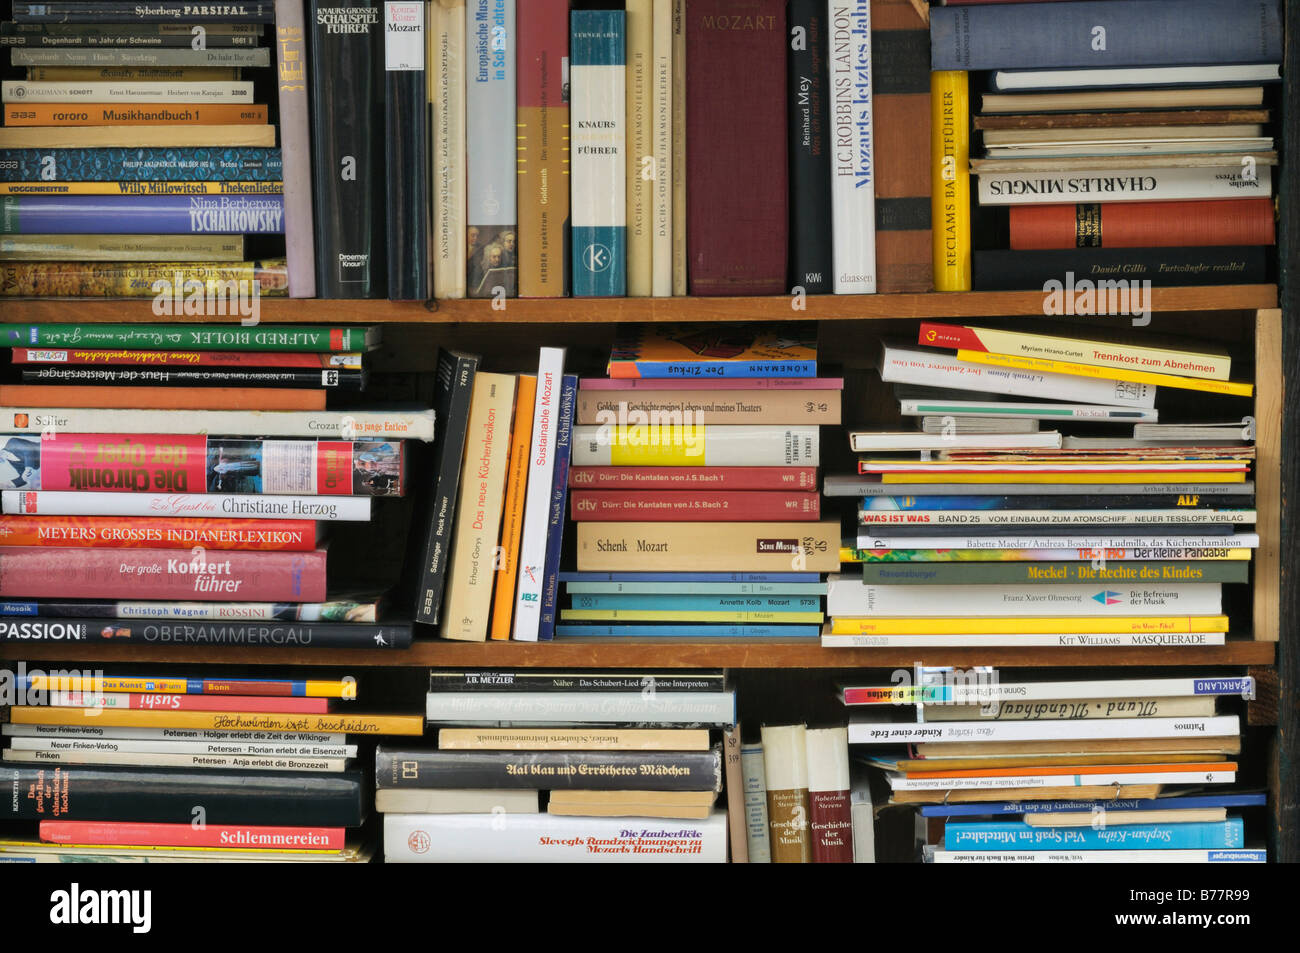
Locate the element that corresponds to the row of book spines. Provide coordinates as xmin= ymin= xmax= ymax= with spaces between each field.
xmin=756 ymin=724 xmax=854 ymax=863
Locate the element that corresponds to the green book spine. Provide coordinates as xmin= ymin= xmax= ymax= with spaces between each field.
xmin=0 ymin=324 xmax=377 ymax=352
xmin=860 ymin=560 xmax=1251 ymax=586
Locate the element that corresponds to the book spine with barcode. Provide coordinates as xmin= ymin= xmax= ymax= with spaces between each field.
xmin=536 ymin=374 xmax=578 ymax=641
xmin=274 ymin=0 xmax=315 ymax=297
xmin=384 ymin=0 xmax=429 ymax=300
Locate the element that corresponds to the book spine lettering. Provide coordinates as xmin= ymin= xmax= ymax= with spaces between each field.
xmin=384 ymin=0 xmax=429 ymax=300
xmin=827 ymin=0 xmax=875 ymax=293
xmin=465 ymin=0 xmax=517 ymax=299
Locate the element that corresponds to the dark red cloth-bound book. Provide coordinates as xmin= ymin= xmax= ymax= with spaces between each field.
xmin=685 ymin=0 xmax=788 ymax=295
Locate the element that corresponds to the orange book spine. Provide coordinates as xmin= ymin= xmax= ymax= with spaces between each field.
xmin=1010 ymin=198 xmax=1276 ymax=249
xmin=0 ymin=385 xmax=325 ymax=411
xmin=3 ymin=104 xmax=270 ymax=126
xmin=0 ymin=515 xmax=317 ymax=551
xmin=490 ymin=375 xmax=537 ymax=641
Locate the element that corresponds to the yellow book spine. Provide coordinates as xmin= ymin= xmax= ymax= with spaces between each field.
xmin=960 ymin=325 xmax=1231 ymax=381
xmin=931 ymin=70 xmax=971 ymax=291
xmin=8 ymin=707 xmax=424 ymax=735
xmin=560 ymin=609 xmax=825 ymax=623
xmin=955 ymin=349 xmax=1254 ymax=397
xmin=0 ymin=182 xmax=281 ymax=196
xmin=828 ymin=615 xmax=1230 ymax=635
xmin=490 ymin=375 xmax=537 ymax=641
xmin=879 ymin=472 xmax=1245 ymax=484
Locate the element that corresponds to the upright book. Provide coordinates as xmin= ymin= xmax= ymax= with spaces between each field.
xmin=275 ymin=0 xmax=316 ymax=297
xmin=787 ymin=0 xmax=832 ymax=294
xmin=513 ymin=348 xmax=566 ymax=641
xmin=384 ymin=0 xmax=429 ymax=300
xmin=465 ymin=0 xmax=517 ymax=298
xmin=431 ymin=0 xmax=467 ymax=298
xmin=826 ymin=0 xmax=875 ymax=294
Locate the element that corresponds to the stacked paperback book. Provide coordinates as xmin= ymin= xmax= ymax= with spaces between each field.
xmin=844 ymin=668 xmax=1264 ymax=863
xmin=0 ymin=321 xmax=424 ymax=652
xmin=930 ymin=0 xmax=1281 ymax=291
xmin=557 ymin=324 xmax=840 ymax=641
xmin=1 ymin=670 xmax=424 ymax=862
xmin=0 ymin=1 xmax=296 ymax=295
xmin=378 ymin=669 xmax=735 ymax=862
xmin=827 ymin=321 xmax=1256 ymax=650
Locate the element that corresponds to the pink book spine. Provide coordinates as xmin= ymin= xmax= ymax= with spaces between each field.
xmin=569 ymin=466 xmax=819 ymax=490
xmin=275 ymin=0 xmax=317 ymax=297
xmin=0 ymin=546 xmax=328 ymax=601
xmin=49 ymin=693 xmax=331 ymax=713
xmin=570 ymin=490 xmax=820 ymax=521
xmin=40 ymin=820 xmax=344 ymax=850
xmin=577 ymin=377 xmax=845 ymax=390
xmin=37 ymin=434 xmax=208 ymax=494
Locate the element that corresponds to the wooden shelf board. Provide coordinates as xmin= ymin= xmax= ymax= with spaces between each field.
xmin=3 ymin=639 xmax=1273 ymax=668
xmin=0 ymin=285 xmax=1277 ymax=324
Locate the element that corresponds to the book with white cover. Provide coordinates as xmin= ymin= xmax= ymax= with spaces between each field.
xmin=827 ymin=0 xmax=875 ymax=294
xmin=849 ymin=431 xmax=1062 ymax=452
xmin=854 ymin=533 xmax=1258 ymax=550
xmin=975 ymin=165 xmax=1272 ymax=206
xmin=928 ymin=848 xmax=1265 ymax=864
xmin=848 ymin=715 xmax=1240 ymax=745
xmin=2 ymin=490 xmax=371 ymax=521
xmin=513 ymin=347 xmax=565 ymax=642
xmin=374 ymin=788 xmax=539 ymax=814
xmin=382 ymin=809 xmax=728 ymax=862
xmin=888 ymin=767 xmax=1237 ymax=791
xmin=1 ymin=80 xmax=254 ymax=102
xmin=839 ymin=675 xmax=1254 ymax=705
xmin=5 ymin=736 xmax=356 ymax=757
xmin=741 ymin=743 xmax=771 ymax=864
xmin=2 ymin=724 xmax=343 ymax=744
xmin=822 ymin=632 xmax=1226 ymax=649
xmin=0 ymin=407 xmax=435 ymax=440
xmin=919 ymin=417 xmax=1041 ymax=434
xmin=425 ymin=691 xmax=736 ymax=725
xmin=991 ymin=63 xmax=1281 ymax=92
xmin=1 ymin=748 xmax=345 ymax=772
xmin=980 ymin=87 xmax=1265 ymax=114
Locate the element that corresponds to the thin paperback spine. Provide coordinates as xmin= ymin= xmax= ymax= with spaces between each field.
xmin=465 ymin=0 xmax=517 ymax=299
xmin=0 ymin=597 xmax=381 ymax=621
xmin=827 ymin=0 xmax=875 ymax=294
xmin=0 ymin=408 xmax=428 ymax=440
xmin=431 ymin=1 xmax=467 ymax=298
xmin=39 ymin=821 xmax=345 ymax=851
xmin=535 ymin=374 xmax=577 ymax=641
xmin=848 ymin=715 xmax=1240 ymax=745
xmin=650 ymin=0 xmax=672 ymax=297
xmin=569 ymin=466 xmax=819 ymax=491
xmin=490 ymin=375 xmax=536 ymax=641
xmin=513 ymin=349 xmax=566 ymax=641
xmin=3 ymin=490 xmax=372 ymax=521
xmin=384 ymin=0 xmax=429 ymax=300
xmin=0 ymin=617 xmax=411 ymax=648
xmin=1 ymin=194 xmax=284 ymax=234
xmin=13 ymin=1 xmax=277 ymax=21
xmin=0 ymin=147 xmax=282 ymax=181
xmin=18 ymin=365 xmax=363 ymax=389
xmin=669 ymin=0 xmax=686 ymax=295
xmin=625 ymin=0 xmax=652 ymax=297
xmin=742 ymin=744 xmax=772 ymax=863
xmin=931 ymin=70 xmax=971 ymax=290
xmin=274 ymin=0 xmax=315 ymax=297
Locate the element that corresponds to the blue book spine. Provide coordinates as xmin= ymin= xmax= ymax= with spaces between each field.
xmin=945 ymin=819 xmax=1245 ymax=851
xmin=559 ymin=571 xmax=821 ymax=583
xmin=571 ymin=594 xmax=821 ymax=611
xmin=0 ymin=148 xmax=284 ymax=182
xmin=920 ymin=794 xmax=1269 ymax=817
xmin=565 ymin=582 xmax=828 ymax=595
xmin=931 ymin=0 xmax=1283 ymax=72
xmin=555 ymin=624 xmax=821 ymax=639
xmin=536 ymin=374 xmax=578 ymax=641
xmin=570 ymin=9 xmax=626 ymax=297
xmin=0 ymin=195 xmax=285 ymax=234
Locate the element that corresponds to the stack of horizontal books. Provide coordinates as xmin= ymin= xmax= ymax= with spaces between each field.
xmin=826 ymin=322 xmax=1256 ymax=650
xmin=0 ymin=1 xmax=288 ymax=295
xmin=929 ymin=0 xmax=1281 ymax=291
xmin=557 ymin=324 xmax=840 ymax=642
xmin=0 ymin=321 xmax=424 ymax=653
xmin=843 ymin=670 xmax=1265 ymax=864
xmin=0 ymin=670 xmax=425 ymax=862
xmin=378 ymin=670 xmax=735 ymax=862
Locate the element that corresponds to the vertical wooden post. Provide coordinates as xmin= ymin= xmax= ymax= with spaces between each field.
xmin=1255 ymin=308 xmax=1281 ymax=643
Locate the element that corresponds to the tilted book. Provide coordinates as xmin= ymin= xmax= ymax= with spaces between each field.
xmin=513 ymin=348 xmax=565 ymax=641
xmin=490 ymin=374 xmax=535 ymax=641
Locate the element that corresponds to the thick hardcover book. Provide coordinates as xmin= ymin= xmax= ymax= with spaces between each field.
xmin=685 ymin=0 xmax=786 ymax=295
xmin=535 ymin=374 xmax=577 ymax=641
xmin=375 ymin=746 xmax=723 ymax=791
xmin=0 ymin=617 xmax=411 ymax=648
xmin=11 ymin=47 xmax=273 ymax=67
xmin=570 ymin=9 xmax=626 ymax=297
xmin=0 ymin=194 xmax=284 ymax=233
xmin=786 ymin=0 xmax=832 ymax=294
xmin=3 ymin=103 xmax=268 ymax=125
xmin=0 ymin=323 xmax=376 ymax=351
xmin=976 ymin=165 xmax=1273 ymax=206
xmin=465 ymin=0 xmax=517 ymax=298
xmin=383 ymin=810 xmax=727 ymax=862
xmin=931 ymin=70 xmax=970 ymax=291
xmin=384 ymin=0 xmax=429 ymax=300
xmin=0 ymin=515 xmax=316 ymax=550
xmin=20 ymin=365 xmax=365 ymax=389
xmin=870 ymin=0 xmax=931 ymax=292
xmin=274 ymin=0 xmax=315 ymax=297
xmin=806 ymin=727 xmax=852 ymax=863
xmin=608 ymin=324 xmax=817 ymax=378
xmin=2 ymin=765 xmax=364 ymax=825
xmin=0 ymin=147 xmax=281 ymax=181
xmin=516 ymin=0 xmax=570 ymax=298
xmin=1010 ymin=199 xmax=1276 ymax=250
xmin=931 ymin=1 xmax=1282 ymax=71
xmin=570 ymin=490 xmax=820 ymax=521
xmin=570 ymin=424 xmax=819 ymax=467
xmin=826 ymin=0 xmax=875 ymax=294
xmin=0 ymin=546 xmax=328 ymax=601
xmin=513 ymin=349 xmax=565 ymax=641
xmin=425 ymin=690 xmax=736 ymax=724
xmin=40 ymin=821 xmax=345 ymax=851
xmin=428 ymin=670 xmax=723 ymax=692
xmin=625 ymin=0 xmax=652 ymax=296
xmin=861 ymin=561 xmax=1249 ymax=586
xmin=414 ymin=349 xmax=479 ymax=626
xmin=579 ymin=387 xmax=839 ymax=424
xmin=431 ymin=0 xmax=467 ymax=298
xmin=0 ymin=595 xmax=380 ymax=621
xmin=13 ymin=2 xmax=277 ymax=21
xmin=0 ymin=434 xmax=407 ymax=496
xmin=569 ymin=466 xmax=819 ymax=491
xmin=309 ymin=0 xmax=386 ymax=298
xmin=576 ymin=521 xmax=841 ymax=573
xmin=490 ymin=374 xmax=536 ymax=641
xmin=762 ymin=724 xmax=811 ymax=863
xmin=0 ymin=408 xmax=428 ymax=440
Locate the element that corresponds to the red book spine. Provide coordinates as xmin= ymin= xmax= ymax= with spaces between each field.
xmin=39 ymin=820 xmax=345 ymax=850
xmin=0 ymin=546 xmax=328 ymax=602
xmin=917 ymin=322 xmax=981 ymax=351
xmin=570 ymin=490 xmax=820 ymax=520
xmin=0 ymin=516 xmax=316 ymax=551
xmin=685 ymin=0 xmax=788 ymax=295
xmin=50 ymin=693 xmax=331 ymax=713
xmin=10 ymin=350 xmax=357 ymax=369
xmin=568 ymin=466 xmax=819 ymax=490
xmin=808 ymin=789 xmax=854 ymax=863
xmin=1009 ymin=199 xmax=1277 ymax=250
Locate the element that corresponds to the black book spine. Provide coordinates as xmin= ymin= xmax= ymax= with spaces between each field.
xmin=375 ymin=747 xmax=723 ymax=791
xmin=19 ymin=365 xmax=365 ymax=389
xmin=309 ymin=0 xmax=386 ymax=298
xmin=383 ymin=0 xmax=429 ymax=301
xmin=786 ymin=0 xmax=833 ymax=294
xmin=973 ymin=246 xmax=1269 ymax=291
xmin=4 ymin=765 xmax=365 ymax=824
xmin=12 ymin=1 xmax=278 ymax=22
xmin=414 ymin=349 xmax=480 ymax=625
xmin=0 ymin=617 xmax=412 ymax=648
xmin=426 ymin=673 xmax=727 ymax=692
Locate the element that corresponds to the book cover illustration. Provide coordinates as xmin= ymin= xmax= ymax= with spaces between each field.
xmin=608 ymin=324 xmax=817 ymax=378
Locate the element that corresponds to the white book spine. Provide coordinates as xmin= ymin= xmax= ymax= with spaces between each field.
xmin=977 ymin=165 xmax=1273 ymax=206
xmin=898 ymin=400 xmax=1159 ymax=422
xmin=828 ymin=580 xmax=1222 ymax=618
xmin=854 ymin=533 xmax=1259 ymax=550
xmin=822 ymin=632 xmax=1226 ymax=648
xmin=513 ymin=347 xmax=566 ymax=642
xmin=6 ymin=736 xmax=357 ymax=757
xmin=650 ymin=0 xmax=673 ymax=297
xmin=569 ymin=425 xmax=820 ymax=467
xmin=2 ymin=724 xmax=344 ymax=743
xmin=890 ymin=769 xmax=1236 ymax=791
xmin=741 ymin=744 xmax=772 ymax=863
xmin=432 ymin=0 xmax=467 ymax=298
xmin=827 ymin=0 xmax=875 ymax=294
xmin=929 ymin=848 xmax=1265 ymax=864
xmin=880 ymin=346 xmax=1157 ymax=408
xmin=847 ymin=715 xmax=1240 ymax=745
xmin=848 ymin=675 xmax=1252 ymax=704
xmin=848 ymin=432 xmax=1063 ymax=452
xmin=382 ymin=810 xmax=728 ymax=862
xmin=425 ymin=690 xmax=736 ymax=724
xmin=0 ymin=407 xmax=435 ymax=440
xmin=1 ymin=81 xmax=255 ymax=102
xmin=2 ymin=490 xmax=372 ymax=521
xmin=2 ymin=748 xmax=345 ymax=772
xmin=858 ymin=510 xmax=1257 ymax=527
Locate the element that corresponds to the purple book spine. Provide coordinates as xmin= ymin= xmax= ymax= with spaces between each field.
xmin=0 ymin=195 xmax=285 ymax=233
xmin=536 ymin=374 xmax=578 ymax=641
xmin=276 ymin=0 xmax=317 ymax=297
